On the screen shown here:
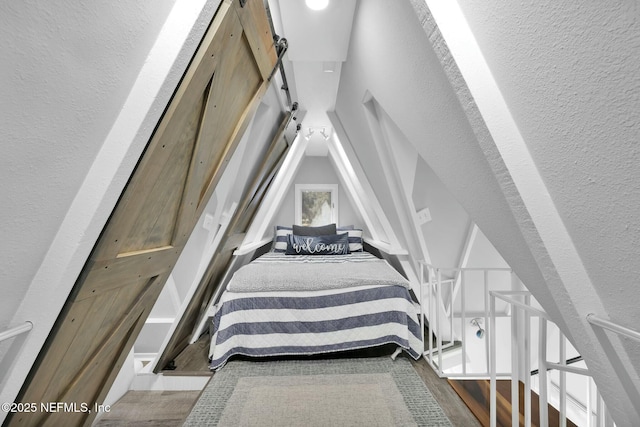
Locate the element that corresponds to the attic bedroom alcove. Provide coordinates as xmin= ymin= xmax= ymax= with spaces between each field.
xmin=3 ymin=0 xmax=639 ymax=425
xmin=131 ymin=0 xmax=525 ymax=412
xmin=129 ymin=17 xmax=501 ymax=391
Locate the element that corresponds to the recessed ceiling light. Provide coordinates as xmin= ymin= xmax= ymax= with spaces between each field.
xmin=305 ymin=0 xmax=329 ymax=11
xmin=322 ymin=61 xmax=336 ymax=73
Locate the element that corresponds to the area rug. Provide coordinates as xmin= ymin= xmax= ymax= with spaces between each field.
xmin=183 ymin=356 xmax=452 ymax=426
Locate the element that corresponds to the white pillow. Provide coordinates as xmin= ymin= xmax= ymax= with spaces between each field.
xmin=342 ymin=228 xmax=363 ymax=252
xmin=272 ymin=225 xmax=292 ymax=252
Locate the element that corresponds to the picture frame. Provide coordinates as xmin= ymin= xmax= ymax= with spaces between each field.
xmin=294 ymin=184 xmax=338 ymax=226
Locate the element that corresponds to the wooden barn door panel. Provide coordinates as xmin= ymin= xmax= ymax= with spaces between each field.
xmin=155 ymin=113 xmax=295 ymax=371
xmin=10 ymin=1 xmax=276 ymax=426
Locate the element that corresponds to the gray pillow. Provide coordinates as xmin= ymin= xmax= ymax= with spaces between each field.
xmin=292 ymin=223 xmax=336 ymax=236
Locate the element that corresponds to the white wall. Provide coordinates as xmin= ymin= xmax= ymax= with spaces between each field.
xmin=453 ymin=0 xmax=640 ymax=363
xmin=335 ymin=0 xmax=638 ymax=423
xmin=270 ymin=155 xmax=361 ymax=229
xmin=0 ymin=0 xmax=222 ymax=418
xmin=335 ymin=0 xmax=555 ymax=317
xmin=412 ymin=156 xmax=470 ymax=268
xmin=422 ymin=0 xmax=640 ymax=423
xmin=0 ymin=0 xmax=176 ymax=332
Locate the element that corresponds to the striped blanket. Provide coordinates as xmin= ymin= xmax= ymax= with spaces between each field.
xmin=209 ymin=252 xmax=423 ymax=370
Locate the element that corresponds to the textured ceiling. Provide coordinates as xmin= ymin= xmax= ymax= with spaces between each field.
xmin=272 ymin=0 xmax=357 ymax=155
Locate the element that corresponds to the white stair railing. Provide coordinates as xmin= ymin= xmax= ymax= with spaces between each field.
xmin=417 ymin=260 xmax=620 ymax=426
xmin=586 ymin=313 xmax=640 ymax=342
xmin=490 ymin=291 xmax=616 ymax=427
xmin=586 ymin=313 xmax=640 ymax=426
xmin=418 ymin=261 xmax=513 ymax=378
xmin=0 ymin=322 xmax=32 ymax=343
xmin=0 ymin=322 xmax=33 ymax=384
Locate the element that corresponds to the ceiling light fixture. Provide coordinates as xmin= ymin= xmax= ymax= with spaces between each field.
xmin=304 ymin=127 xmax=314 ymax=141
xmin=471 ymin=318 xmax=485 ymax=339
xmin=305 ymin=0 xmax=329 ymax=11
xmin=322 ymin=61 xmax=336 ymax=73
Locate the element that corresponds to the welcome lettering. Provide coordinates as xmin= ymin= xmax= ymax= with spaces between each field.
xmin=292 ymin=237 xmax=346 ymax=254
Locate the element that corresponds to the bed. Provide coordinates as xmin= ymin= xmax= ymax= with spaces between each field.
xmin=208 ymin=228 xmax=423 ymax=370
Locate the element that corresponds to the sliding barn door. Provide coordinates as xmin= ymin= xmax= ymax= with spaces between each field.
xmin=155 ymin=110 xmax=296 ymax=372
xmin=10 ymin=1 xmax=276 ymax=426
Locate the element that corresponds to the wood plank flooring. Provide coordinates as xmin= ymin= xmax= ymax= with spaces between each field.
xmin=163 ymin=333 xmax=212 ymax=375
xmin=97 ymin=346 xmax=481 ymax=426
xmin=448 ymin=378 xmax=579 ymax=427
xmin=94 ymin=391 xmax=201 ymax=426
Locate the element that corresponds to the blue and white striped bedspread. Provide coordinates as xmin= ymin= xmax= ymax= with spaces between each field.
xmin=209 ymin=253 xmax=422 ymax=370
xmin=228 ymin=253 xmax=409 ymax=293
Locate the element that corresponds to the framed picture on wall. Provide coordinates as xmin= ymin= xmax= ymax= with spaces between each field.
xmin=295 ymin=184 xmax=338 ymax=226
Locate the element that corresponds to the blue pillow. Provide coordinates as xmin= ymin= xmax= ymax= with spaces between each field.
xmin=285 ymin=233 xmax=350 ymax=255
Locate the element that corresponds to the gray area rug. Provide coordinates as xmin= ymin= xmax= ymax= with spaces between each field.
xmin=184 ymin=357 xmax=452 ymax=426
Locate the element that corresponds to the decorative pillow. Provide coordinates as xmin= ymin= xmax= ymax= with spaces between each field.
xmin=285 ymin=233 xmax=350 ymax=255
xmin=292 ymin=223 xmax=337 ymax=236
xmin=337 ymin=225 xmax=355 ymax=230
xmin=272 ymin=225 xmax=292 ymax=252
xmin=342 ymin=228 xmax=363 ymax=252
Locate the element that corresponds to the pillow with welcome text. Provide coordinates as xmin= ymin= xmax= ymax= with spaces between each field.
xmin=285 ymin=233 xmax=350 ymax=255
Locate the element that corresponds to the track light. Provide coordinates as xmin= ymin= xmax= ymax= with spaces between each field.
xmin=304 ymin=127 xmax=314 ymax=140
xmin=304 ymin=127 xmax=332 ymax=141
xmin=471 ymin=318 xmax=485 ymax=339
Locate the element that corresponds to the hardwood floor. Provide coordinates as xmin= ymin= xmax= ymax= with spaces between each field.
xmin=448 ymin=378 xmax=578 ymax=427
xmin=95 ymin=335 xmax=212 ymax=426
xmin=99 ymin=346 xmax=481 ymax=426
xmin=94 ymin=391 xmax=202 ymax=426
xmin=163 ymin=333 xmax=212 ymax=375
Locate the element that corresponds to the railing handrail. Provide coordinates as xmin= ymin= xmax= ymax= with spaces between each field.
xmin=421 ymin=264 xmax=617 ymax=426
xmin=419 ymin=262 xmax=515 ymax=378
xmin=587 ymin=313 xmax=640 ymax=342
xmin=531 ymin=355 xmax=584 ymax=376
xmin=491 ymin=290 xmax=552 ymax=321
xmin=418 ymin=261 xmax=512 ymax=272
xmin=0 ymin=321 xmax=33 ymax=343
xmin=490 ymin=293 xmax=617 ymax=427
xmin=421 ymin=262 xmax=613 ymax=425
